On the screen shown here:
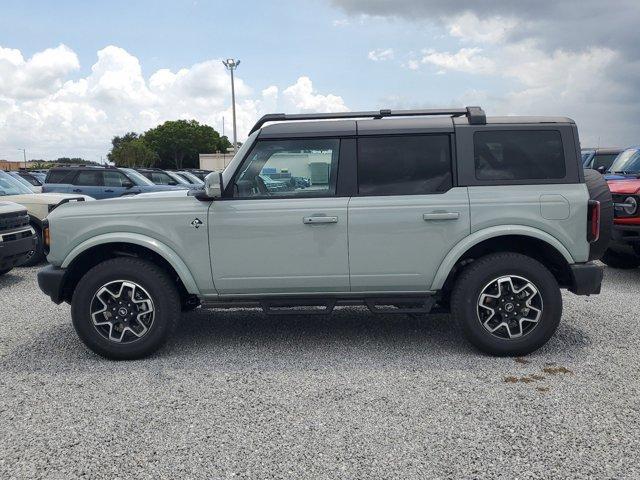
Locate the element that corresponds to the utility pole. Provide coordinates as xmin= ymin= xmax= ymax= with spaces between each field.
xmin=222 ymin=58 xmax=240 ymax=151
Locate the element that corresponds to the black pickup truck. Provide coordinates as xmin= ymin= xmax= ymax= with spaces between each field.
xmin=0 ymin=201 xmax=38 ymax=276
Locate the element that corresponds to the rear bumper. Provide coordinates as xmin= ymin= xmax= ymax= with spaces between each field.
xmin=37 ymin=265 xmax=67 ymax=304
xmin=0 ymin=230 xmax=37 ymax=271
xmin=568 ymin=262 xmax=603 ymax=296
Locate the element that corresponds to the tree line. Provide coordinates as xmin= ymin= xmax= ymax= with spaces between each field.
xmin=108 ymin=119 xmax=231 ymax=169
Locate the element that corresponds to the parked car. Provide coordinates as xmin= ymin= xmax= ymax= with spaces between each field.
xmin=38 ymin=106 xmax=610 ymax=360
xmin=603 ymin=180 xmax=640 ymax=268
xmin=43 ymin=166 xmax=187 ymax=199
xmin=164 ymin=171 xmax=195 ymax=186
xmin=0 ymin=171 xmax=90 ymax=265
xmin=5 ymin=171 xmax=42 ymax=193
xmin=0 ymin=201 xmax=38 ymax=276
xmin=582 ymin=148 xmax=624 ymax=173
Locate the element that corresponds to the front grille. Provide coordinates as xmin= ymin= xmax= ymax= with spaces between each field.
xmin=0 ymin=212 xmax=30 ymax=232
xmin=0 ymin=229 xmax=33 ymax=242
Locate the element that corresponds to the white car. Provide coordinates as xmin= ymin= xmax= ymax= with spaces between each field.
xmin=0 ymin=171 xmax=92 ymax=265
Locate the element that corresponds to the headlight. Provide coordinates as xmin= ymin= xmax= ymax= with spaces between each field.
xmin=624 ymin=196 xmax=638 ymax=215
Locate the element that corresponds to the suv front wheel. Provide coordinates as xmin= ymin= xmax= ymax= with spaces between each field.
xmin=71 ymin=257 xmax=180 ymax=360
xmin=451 ymin=252 xmax=562 ymax=356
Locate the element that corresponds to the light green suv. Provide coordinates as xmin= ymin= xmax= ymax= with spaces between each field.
xmin=37 ymin=107 xmax=612 ymax=359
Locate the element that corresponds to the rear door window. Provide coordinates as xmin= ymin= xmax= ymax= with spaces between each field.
xmin=47 ymin=170 xmax=76 ymax=184
xmin=357 ymin=135 xmax=452 ymax=196
xmin=474 ymin=130 xmax=566 ymax=181
xmin=74 ymin=170 xmax=103 ymax=186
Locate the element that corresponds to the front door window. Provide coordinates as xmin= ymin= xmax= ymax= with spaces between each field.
xmin=232 ymin=138 xmax=340 ymax=198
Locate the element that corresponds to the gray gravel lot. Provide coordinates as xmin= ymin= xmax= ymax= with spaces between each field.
xmin=1 ymin=265 xmax=639 ymax=479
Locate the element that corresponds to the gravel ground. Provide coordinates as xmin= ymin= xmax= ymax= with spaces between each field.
xmin=1 ymin=265 xmax=639 ymax=479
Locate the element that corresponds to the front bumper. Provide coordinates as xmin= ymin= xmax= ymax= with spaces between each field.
xmin=611 ymin=223 xmax=640 ymax=246
xmin=568 ymin=262 xmax=603 ymax=296
xmin=0 ymin=230 xmax=37 ymax=271
xmin=37 ymin=265 xmax=67 ymax=304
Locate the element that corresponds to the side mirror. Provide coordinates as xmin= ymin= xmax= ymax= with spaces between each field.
xmin=204 ymin=172 xmax=223 ymax=198
xmin=596 ymin=166 xmax=607 ymax=174
xmin=123 ymin=180 xmax=134 ymax=189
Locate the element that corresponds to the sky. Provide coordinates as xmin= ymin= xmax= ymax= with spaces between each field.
xmin=1 ymin=0 xmax=639 ymax=161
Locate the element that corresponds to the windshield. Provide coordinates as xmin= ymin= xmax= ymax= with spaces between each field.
xmin=120 ymin=168 xmax=155 ymax=186
xmin=608 ymin=148 xmax=640 ymax=174
xmin=178 ymin=171 xmax=204 ymax=184
xmin=0 ymin=171 xmax=34 ymax=195
xmin=9 ymin=172 xmax=37 ymax=190
xmin=221 ymin=130 xmax=259 ymax=188
xmin=166 ymin=171 xmax=190 ymax=185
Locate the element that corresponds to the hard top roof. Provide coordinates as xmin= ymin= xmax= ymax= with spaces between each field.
xmin=255 ymin=107 xmax=575 ymax=138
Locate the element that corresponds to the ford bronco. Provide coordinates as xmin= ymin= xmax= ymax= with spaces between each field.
xmin=0 ymin=201 xmax=37 ymax=276
xmin=0 ymin=170 xmax=90 ymax=266
xmin=37 ymin=107 xmax=611 ymax=359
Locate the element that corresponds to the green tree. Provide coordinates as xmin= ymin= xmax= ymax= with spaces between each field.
xmin=143 ymin=119 xmax=225 ymax=169
xmin=110 ymin=132 xmax=139 ymax=151
xmin=109 ymin=138 xmax=158 ymax=167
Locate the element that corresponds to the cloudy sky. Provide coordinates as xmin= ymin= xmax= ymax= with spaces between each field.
xmin=1 ymin=0 xmax=639 ymax=161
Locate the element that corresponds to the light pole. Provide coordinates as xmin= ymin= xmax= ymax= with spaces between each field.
xmin=19 ymin=148 xmax=26 ymax=167
xmin=222 ymin=58 xmax=240 ymax=151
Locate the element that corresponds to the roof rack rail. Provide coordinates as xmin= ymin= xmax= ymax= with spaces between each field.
xmin=249 ymin=106 xmax=486 ymax=134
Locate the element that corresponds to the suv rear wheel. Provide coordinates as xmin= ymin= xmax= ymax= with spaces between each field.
xmin=71 ymin=257 xmax=180 ymax=360
xmin=451 ymin=252 xmax=562 ymax=356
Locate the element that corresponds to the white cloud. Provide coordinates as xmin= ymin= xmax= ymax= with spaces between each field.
xmin=420 ymin=47 xmax=495 ymax=74
xmin=332 ymin=19 xmax=350 ymax=27
xmin=0 ymin=45 xmax=348 ymax=160
xmin=281 ymin=76 xmax=348 ymax=112
xmin=368 ymin=48 xmax=394 ymax=61
xmin=447 ymin=13 xmax=519 ymax=44
xmin=0 ymin=44 xmax=79 ymax=100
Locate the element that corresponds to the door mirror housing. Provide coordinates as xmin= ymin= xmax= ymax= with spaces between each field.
xmin=596 ymin=166 xmax=607 ymax=174
xmin=204 ymin=172 xmax=223 ymax=199
xmin=122 ymin=180 xmax=134 ymax=189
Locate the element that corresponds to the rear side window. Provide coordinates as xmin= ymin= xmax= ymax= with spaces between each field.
xmin=474 ymin=130 xmax=565 ymax=181
xmin=357 ymin=135 xmax=452 ymax=196
xmin=74 ymin=170 xmax=103 ymax=186
xmin=46 ymin=170 xmax=76 ymax=184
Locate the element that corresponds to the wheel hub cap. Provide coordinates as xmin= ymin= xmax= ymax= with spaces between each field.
xmin=90 ymin=280 xmax=155 ymax=344
xmin=476 ymin=275 xmax=543 ymax=340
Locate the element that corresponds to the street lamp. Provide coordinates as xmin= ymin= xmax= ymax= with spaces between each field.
xmin=222 ymin=58 xmax=240 ymax=151
xmin=19 ymin=148 xmax=26 ymax=166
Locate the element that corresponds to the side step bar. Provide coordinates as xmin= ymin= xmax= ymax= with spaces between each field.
xmin=201 ymin=295 xmax=439 ymax=315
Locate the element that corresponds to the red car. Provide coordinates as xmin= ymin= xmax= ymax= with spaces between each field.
xmin=604 ymin=178 xmax=640 ymax=268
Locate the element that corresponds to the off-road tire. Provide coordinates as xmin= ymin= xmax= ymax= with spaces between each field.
xmin=584 ymin=169 xmax=613 ymax=260
xmin=601 ymin=248 xmax=640 ymax=269
xmin=451 ymin=252 xmax=562 ymax=356
xmin=19 ymin=225 xmax=45 ymax=267
xmin=71 ymin=257 xmax=180 ymax=360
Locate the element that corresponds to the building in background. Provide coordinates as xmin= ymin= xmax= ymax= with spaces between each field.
xmin=199 ymin=148 xmax=235 ymax=171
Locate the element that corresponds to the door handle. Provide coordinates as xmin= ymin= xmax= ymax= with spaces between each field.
xmin=72 ymin=189 xmax=82 ymax=193
xmin=303 ymin=216 xmax=338 ymax=225
xmin=104 ymin=189 xmax=114 ymax=193
xmin=423 ymin=212 xmax=460 ymax=221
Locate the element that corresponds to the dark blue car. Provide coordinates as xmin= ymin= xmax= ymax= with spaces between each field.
xmin=43 ymin=166 xmax=188 ymax=199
